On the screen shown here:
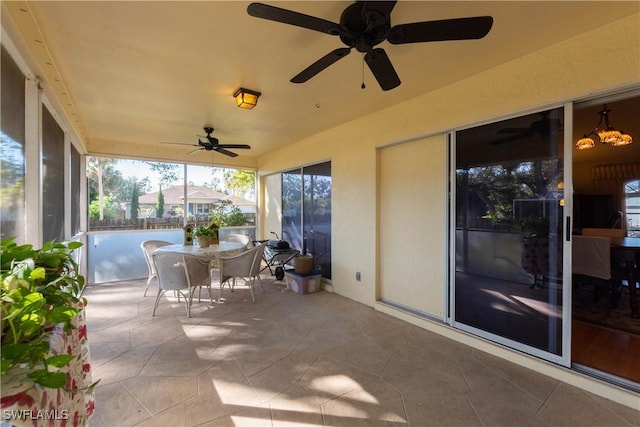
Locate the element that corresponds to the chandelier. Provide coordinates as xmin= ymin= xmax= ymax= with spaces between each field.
xmin=575 ymin=104 xmax=632 ymax=150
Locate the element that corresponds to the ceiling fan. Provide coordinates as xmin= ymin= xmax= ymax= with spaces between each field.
xmin=491 ymin=113 xmax=564 ymax=145
xmin=162 ymin=127 xmax=251 ymax=157
xmin=247 ymin=1 xmax=493 ymax=91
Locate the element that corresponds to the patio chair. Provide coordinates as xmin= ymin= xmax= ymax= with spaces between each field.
xmin=151 ymin=251 xmax=192 ymax=317
xmin=218 ymin=243 xmax=266 ymax=303
xmin=182 ymin=254 xmax=214 ymax=304
xmin=140 ymin=240 xmax=172 ymax=296
xmin=221 ymin=233 xmax=252 ymax=248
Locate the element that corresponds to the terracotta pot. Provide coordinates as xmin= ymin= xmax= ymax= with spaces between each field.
xmin=294 ymin=255 xmax=314 ymax=275
xmin=196 ymin=236 xmax=211 ymax=248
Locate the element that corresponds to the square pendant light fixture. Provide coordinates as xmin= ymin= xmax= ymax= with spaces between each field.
xmin=233 ymin=88 xmax=261 ymax=110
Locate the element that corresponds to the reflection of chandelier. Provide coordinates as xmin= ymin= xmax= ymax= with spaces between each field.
xmin=575 ymin=104 xmax=632 ymax=150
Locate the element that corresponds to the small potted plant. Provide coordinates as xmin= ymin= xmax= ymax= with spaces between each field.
xmin=194 ymin=224 xmax=218 ymax=247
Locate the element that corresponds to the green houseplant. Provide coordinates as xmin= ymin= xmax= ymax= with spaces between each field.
xmin=193 ymin=224 xmax=219 ymax=247
xmin=1 ymin=238 xmax=86 ymax=389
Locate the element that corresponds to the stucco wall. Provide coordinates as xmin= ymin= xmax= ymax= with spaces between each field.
xmin=256 ymin=14 xmax=640 ymax=408
xmin=258 ymin=13 xmax=639 ymax=301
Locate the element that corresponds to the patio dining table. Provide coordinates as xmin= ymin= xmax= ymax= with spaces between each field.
xmin=154 ymin=241 xmax=246 ymax=268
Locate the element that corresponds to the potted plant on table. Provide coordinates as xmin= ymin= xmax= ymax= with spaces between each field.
xmin=194 ymin=224 xmax=219 ymax=248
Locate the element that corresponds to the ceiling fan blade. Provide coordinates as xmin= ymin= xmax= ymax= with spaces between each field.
xmin=247 ymin=2 xmax=341 ymax=35
xmin=218 ymin=144 xmax=251 ymax=149
xmin=161 ymin=142 xmax=199 ymax=147
xmin=291 ymin=48 xmax=351 ymax=83
xmin=388 ymin=16 xmax=494 ymax=44
xmin=187 ymin=148 xmax=202 ymax=155
xmin=214 ymin=147 xmax=239 ymax=158
xmin=364 ymin=48 xmax=400 ymax=91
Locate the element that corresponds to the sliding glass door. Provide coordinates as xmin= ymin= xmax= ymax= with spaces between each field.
xmin=282 ymin=162 xmax=332 ymax=279
xmin=453 ymin=107 xmax=569 ymax=363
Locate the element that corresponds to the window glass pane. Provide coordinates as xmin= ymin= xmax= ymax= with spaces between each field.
xmin=1 ymin=46 xmax=26 ymax=242
xmin=282 ymin=164 xmax=332 ymax=280
xmin=42 ymin=107 xmax=65 ymax=242
xmin=185 ymin=165 xmax=256 ymax=237
xmin=303 ymin=162 xmax=332 ymax=279
xmin=455 ymin=108 xmax=564 ymax=356
xmin=87 ymin=157 xmax=255 ymax=235
xmin=626 ymin=179 xmax=640 ymax=237
xmin=282 ymin=169 xmax=302 ymax=248
xmin=70 ymin=144 xmax=81 ymax=236
xmin=87 ymin=157 xmax=184 ymax=230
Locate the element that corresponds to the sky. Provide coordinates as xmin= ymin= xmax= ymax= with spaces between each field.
xmin=116 ymin=159 xmax=226 ymax=191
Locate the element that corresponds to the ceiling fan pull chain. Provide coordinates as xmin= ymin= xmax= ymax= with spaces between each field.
xmin=361 ymin=53 xmax=366 ymax=89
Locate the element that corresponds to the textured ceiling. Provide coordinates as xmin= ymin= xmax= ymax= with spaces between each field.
xmin=3 ymin=1 xmax=638 ymax=165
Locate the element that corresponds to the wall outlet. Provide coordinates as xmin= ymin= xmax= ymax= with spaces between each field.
xmin=355 ymin=272 xmax=361 ymax=281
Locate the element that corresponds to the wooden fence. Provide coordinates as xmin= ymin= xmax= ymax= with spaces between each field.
xmin=89 ymin=214 xmax=255 ymax=231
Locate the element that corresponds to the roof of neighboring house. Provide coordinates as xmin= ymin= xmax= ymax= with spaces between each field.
xmin=138 ymin=185 xmax=254 ymax=207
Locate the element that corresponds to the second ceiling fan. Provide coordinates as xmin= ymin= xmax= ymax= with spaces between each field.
xmin=163 ymin=127 xmax=251 ymax=158
xmin=247 ymin=1 xmax=494 ymax=91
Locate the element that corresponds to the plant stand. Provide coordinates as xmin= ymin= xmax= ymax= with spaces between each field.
xmin=1 ymin=306 xmax=95 ymax=426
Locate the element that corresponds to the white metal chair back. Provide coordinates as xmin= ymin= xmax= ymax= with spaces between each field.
xmin=140 ymin=240 xmax=172 ymax=296
xmin=218 ymin=243 xmax=266 ymax=303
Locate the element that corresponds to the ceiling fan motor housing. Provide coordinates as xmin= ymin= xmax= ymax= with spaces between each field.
xmin=339 ymin=3 xmax=390 ymax=53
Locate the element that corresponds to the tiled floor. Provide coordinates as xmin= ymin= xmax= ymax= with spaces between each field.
xmin=85 ymin=276 xmax=639 ymax=426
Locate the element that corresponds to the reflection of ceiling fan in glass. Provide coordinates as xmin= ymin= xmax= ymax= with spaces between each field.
xmin=490 ymin=112 xmax=563 ymax=146
xmin=162 ymin=127 xmax=251 ymax=157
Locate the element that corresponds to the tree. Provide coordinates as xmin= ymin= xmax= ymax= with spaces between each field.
xmin=146 ymin=162 xmax=180 ymax=187
xmin=88 ymin=196 xmax=118 ymax=220
xmin=130 ymin=181 xmax=140 ymax=219
xmin=224 ymin=169 xmax=255 ymax=199
xmin=208 ymin=200 xmax=246 ymax=227
xmin=87 ymin=157 xmax=117 ymax=220
xmin=156 ymin=187 xmax=165 ymax=218
xmin=225 ymin=205 xmax=247 ymax=226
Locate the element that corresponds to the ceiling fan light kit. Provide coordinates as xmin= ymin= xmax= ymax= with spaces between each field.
xmin=233 ymin=88 xmax=261 ymax=109
xmin=247 ymin=1 xmax=493 ymax=91
xmin=575 ymin=104 xmax=633 ymax=150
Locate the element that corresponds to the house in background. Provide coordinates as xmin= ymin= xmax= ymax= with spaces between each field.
xmin=137 ymin=185 xmax=255 ymax=219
